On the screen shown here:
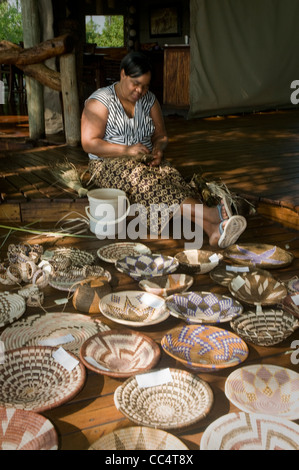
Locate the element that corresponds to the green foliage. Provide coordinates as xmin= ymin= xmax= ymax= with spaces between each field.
xmin=0 ymin=1 xmax=23 ymax=44
xmin=86 ymin=15 xmax=124 ymax=47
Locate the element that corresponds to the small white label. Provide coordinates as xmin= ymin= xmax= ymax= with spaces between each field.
xmin=136 ymin=368 xmax=173 ymax=388
xmin=291 ymin=294 xmax=299 ymax=306
xmin=39 ymin=334 xmax=75 ymax=347
xmin=209 ymin=253 xmax=219 ymax=263
xmin=52 ymin=347 xmax=79 ymax=371
xmin=55 ymin=298 xmax=69 ymax=305
xmin=231 ymin=275 xmax=246 ymax=291
xmin=226 ymin=265 xmax=249 ymax=272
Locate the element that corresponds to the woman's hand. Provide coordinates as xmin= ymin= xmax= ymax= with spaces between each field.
xmin=126 ymin=143 xmax=150 ymax=158
xmin=149 ymin=147 xmax=163 ymax=166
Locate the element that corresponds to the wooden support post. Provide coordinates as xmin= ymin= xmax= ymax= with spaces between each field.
xmin=21 ymin=0 xmax=45 ymax=140
xmin=60 ymin=52 xmax=81 ymax=146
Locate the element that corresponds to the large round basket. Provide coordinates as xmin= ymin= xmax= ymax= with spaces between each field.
xmin=114 ymin=368 xmax=213 ymax=430
xmin=97 ymin=242 xmax=151 ymax=263
xmin=228 ymin=272 xmax=287 ymax=306
xmin=0 ymin=407 xmax=58 ymax=450
xmin=230 ymin=309 xmax=299 ymax=346
xmin=0 ymin=346 xmax=86 ymax=412
xmin=0 ymin=312 xmax=110 ymax=357
xmin=210 ymin=262 xmax=273 ymax=287
xmin=225 ymin=364 xmax=299 ymax=420
xmin=89 ymin=426 xmax=189 ymax=450
xmin=223 ymin=243 xmax=294 ymax=269
xmin=139 ymin=273 xmax=193 ymax=297
xmin=200 ymin=412 xmax=299 ymax=450
xmin=161 ymin=324 xmax=248 ymax=373
xmin=80 ymin=329 xmax=161 ymax=378
xmin=115 ymin=254 xmax=179 ymax=280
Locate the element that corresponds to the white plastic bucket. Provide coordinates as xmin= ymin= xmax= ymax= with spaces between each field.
xmin=87 ymin=188 xmax=129 ymax=219
xmin=85 ymin=189 xmax=130 ymax=237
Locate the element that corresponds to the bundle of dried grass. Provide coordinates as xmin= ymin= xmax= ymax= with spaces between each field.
xmin=51 ymin=159 xmax=89 ymax=197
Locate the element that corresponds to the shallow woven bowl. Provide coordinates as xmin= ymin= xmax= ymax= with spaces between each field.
xmin=0 ymin=291 xmax=26 ymax=328
xmin=225 ymin=364 xmax=299 ymax=420
xmin=99 ymin=291 xmax=169 ymax=327
xmin=97 ymin=242 xmax=151 ymax=263
xmin=0 ymin=407 xmax=58 ymax=450
xmin=210 ymin=262 xmax=273 ymax=287
xmin=281 ymin=293 xmax=299 ymax=319
xmin=139 ymin=273 xmax=193 ymax=297
xmin=161 ymin=324 xmax=248 ymax=372
xmin=166 ymin=291 xmax=243 ymax=324
xmin=223 ymin=243 xmax=294 ymax=269
xmin=0 ymin=346 xmax=86 ymax=413
xmin=228 ymin=272 xmax=287 ymax=306
xmin=114 ymin=368 xmax=213 ymax=430
xmin=174 ymin=250 xmax=223 ymax=274
xmin=230 ymin=309 xmax=299 ymax=346
xmin=89 ymin=426 xmax=189 ymax=450
xmin=80 ymin=329 xmax=161 ymax=378
xmin=115 ymin=254 xmax=179 ymax=280
xmin=200 ymin=412 xmax=299 ymax=450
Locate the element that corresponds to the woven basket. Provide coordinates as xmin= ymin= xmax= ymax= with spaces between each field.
xmin=80 ymin=329 xmax=161 ymax=378
xmin=166 ymin=291 xmax=243 ymax=324
xmin=281 ymin=293 xmax=299 ymax=319
xmin=89 ymin=426 xmax=189 ymax=450
xmin=97 ymin=242 xmax=151 ymax=263
xmin=114 ymin=368 xmax=213 ymax=430
xmin=210 ymin=262 xmax=273 ymax=287
xmin=230 ymin=309 xmax=299 ymax=346
xmin=0 ymin=312 xmax=110 ymax=357
xmin=46 ymin=247 xmax=95 ymax=269
xmin=0 ymin=407 xmax=58 ymax=450
xmin=73 ymin=279 xmax=112 ymax=313
xmin=225 ymin=364 xmax=299 ymax=420
xmin=0 ymin=346 xmax=86 ymax=412
xmin=115 ymin=254 xmax=179 ymax=280
xmin=139 ymin=273 xmax=194 ymax=297
xmin=161 ymin=324 xmax=248 ymax=372
xmin=228 ymin=272 xmax=287 ymax=306
xmin=174 ymin=250 xmax=223 ymax=274
xmin=223 ymin=243 xmax=294 ymax=269
xmin=200 ymin=412 xmax=299 ymax=450
xmin=0 ymin=291 xmax=26 ymax=328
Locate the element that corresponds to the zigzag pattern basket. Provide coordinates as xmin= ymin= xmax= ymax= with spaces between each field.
xmin=200 ymin=412 xmax=299 ymax=450
xmin=0 ymin=408 xmax=58 ymax=450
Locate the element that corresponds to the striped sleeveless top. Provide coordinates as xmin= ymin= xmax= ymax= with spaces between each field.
xmin=86 ymin=84 xmax=156 ymax=160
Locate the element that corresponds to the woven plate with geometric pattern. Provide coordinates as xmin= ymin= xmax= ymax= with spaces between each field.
xmin=115 ymin=254 xmax=179 ymax=280
xmin=114 ymin=368 xmax=214 ymax=430
xmin=97 ymin=242 xmax=151 ymax=263
xmin=89 ymin=426 xmax=189 ymax=450
xmin=223 ymin=243 xmax=294 ymax=269
xmin=80 ymin=329 xmax=161 ymax=378
xmin=0 ymin=407 xmax=58 ymax=450
xmin=200 ymin=412 xmax=299 ymax=450
xmin=161 ymin=324 xmax=249 ymax=372
xmin=210 ymin=262 xmax=273 ymax=287
xmin=0 ymin=312 xmax=110 ymax=357
xmin=139 ymin=273 xmax=194 ymax=297
xmin=0 ymin=292 xmax=26 ymax=328
xmin=228 ymin=272 xmax=287 ymax=306
xmin=99 ymin=291 xmax=169 ymax=326
xmin=230 ymin=309 xmax=299 ymax=346
xmin=225 ymin=364 xmax=299 ymax=420
xmin=0 ymin=346 xmax=86 ymax=412
xmin=166 ymin=291 xmax=243 ymax=324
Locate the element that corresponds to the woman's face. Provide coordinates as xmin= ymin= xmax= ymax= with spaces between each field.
xmin=120 ymin=69 xmax=151 ymax=103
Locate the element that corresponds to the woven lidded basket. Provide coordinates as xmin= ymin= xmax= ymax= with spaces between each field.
xmin=89 ymin=426 xmax=189 ymax=450
xmin=0 ymin=346 xmax=86 ymax=412
xmin=0 ymin=407 xmax=58 ymax=450
xmin=230 ymin=309 xmax=299 ymax=346
xmin=114 ymin=368 xmax=213 ymax=430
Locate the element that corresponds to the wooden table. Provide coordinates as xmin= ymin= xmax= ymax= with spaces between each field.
xmin=0 ymin=215 xmax=298 ymax=451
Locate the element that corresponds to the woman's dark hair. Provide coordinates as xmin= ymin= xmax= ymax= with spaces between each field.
xmin=120 ymin=51 xmax=152 ymax=78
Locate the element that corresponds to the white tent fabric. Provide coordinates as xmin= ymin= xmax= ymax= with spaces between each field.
xmin=189 ymin=0 xmax=299 ymax=118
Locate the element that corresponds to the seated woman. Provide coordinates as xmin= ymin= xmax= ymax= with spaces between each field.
xmin=81 ymin=51 xmax=247 ymax=248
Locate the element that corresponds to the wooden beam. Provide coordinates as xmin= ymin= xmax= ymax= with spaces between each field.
xmin=0 ymin=35 xmax=74 ymax=66
xmin=60 ymin=52 xmax=81 ymax=146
